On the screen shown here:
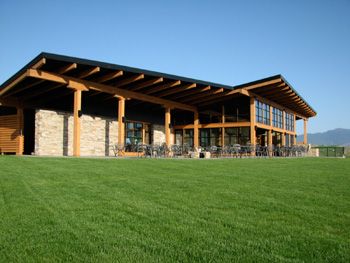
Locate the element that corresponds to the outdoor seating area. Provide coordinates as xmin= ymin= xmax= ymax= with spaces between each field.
xmin=112 ymin=143 xmax=308 ymax=158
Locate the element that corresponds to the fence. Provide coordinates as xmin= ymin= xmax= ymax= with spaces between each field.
xmin=313 ymin=146 xmax=345 ymax=157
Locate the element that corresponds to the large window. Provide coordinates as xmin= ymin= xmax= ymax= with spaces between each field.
xmin=285 ymin=134 xmax=290 ymax=146
xmin=175 ymin=130 xmax=183 ymax=145
xmin=183 ymin=129 xmax=194 ymax=147
xmin=125 ymin=121 xmax=152 ymax=150
xmin=255 ymin=99 xmax=270 ymax=125
xmin=272 ymin=131 xmax=282 ymax=146
xmin=126 ymin=122 xmax=142 ymax=145
xmin=285 ymin=112 xmax=294 ymax=131
xmin=224 ymin=127 xmax=250 ymax=146
xmin=200 ymin=128 xmax=221 ymax=147
xmin=272 ymin=107 xmax=283 ymax=128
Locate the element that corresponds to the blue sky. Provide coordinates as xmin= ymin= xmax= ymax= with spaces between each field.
xmin=1 ymin=0 xmax=349 ymax=134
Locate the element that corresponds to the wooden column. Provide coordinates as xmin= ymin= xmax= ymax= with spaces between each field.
xmin=269 ymin=105 xmax=273 ymax=127
xmin=250 ymin=97 xmax=256 ymax=145
xmin=16 ymin=108 xmax=24 ymax=155
xmin=268 ymin=129 xmax=273 ymax=157
xmin=282 ymin=110 xmax=285 ymax=130
xmin=118 ymin=97 xmax=125 ymax=146
xmin=221 ymin=105 xmax=225 ymax=147
xmin=194 ymin=111 xmax=199 ymax=149
xmin=73 ymin=89 xmax=82 ymax=157
xmin=282 ymin=132 xmax=286 ymax=146
xmin=165 ymin=107 xmax=171 ymax=147
xmin=303 ymin=118 xmax=308 ymax=145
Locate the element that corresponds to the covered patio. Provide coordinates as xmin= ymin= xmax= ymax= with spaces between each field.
xmin=0 ymin=53 xmax=316 ymax=157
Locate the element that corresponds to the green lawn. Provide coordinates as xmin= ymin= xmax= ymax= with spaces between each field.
xmin=0 ymin=157 xmax=349 ymax=262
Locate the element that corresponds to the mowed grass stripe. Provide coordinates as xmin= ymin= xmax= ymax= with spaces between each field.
xmin=0 ymin=157 xmax=349 ymax=262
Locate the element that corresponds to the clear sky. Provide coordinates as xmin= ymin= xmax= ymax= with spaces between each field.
xmin=1 ymin=0 xmax=349 ymax=134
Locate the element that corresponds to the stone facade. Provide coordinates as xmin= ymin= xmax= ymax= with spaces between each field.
xmin=153 ymin=124 xmax=174 ymax=145
xmin=35 ymin=110 xmax=118 ymax=156
xmin=34 ymin=109 xmax=170 ymax=156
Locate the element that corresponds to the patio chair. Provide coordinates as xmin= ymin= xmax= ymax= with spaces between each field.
xmin=171 ymin=145 xmax=182 ymax=158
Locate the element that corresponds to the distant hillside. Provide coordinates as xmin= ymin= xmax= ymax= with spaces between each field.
xmin=297 ymin=128 xmax=350 ymax=146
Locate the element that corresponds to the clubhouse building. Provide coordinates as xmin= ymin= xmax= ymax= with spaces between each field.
xmin=0 ymin=53 xmax=316 ymax=156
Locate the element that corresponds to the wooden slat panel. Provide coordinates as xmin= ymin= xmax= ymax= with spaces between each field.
xmin=0 ymin=114 xmax=22 ymax=153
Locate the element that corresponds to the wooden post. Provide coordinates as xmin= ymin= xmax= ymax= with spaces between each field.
xmin=250 ymin=97 xmax=256 ymax=144
xmin=16 ymin=108 xmax=24 ymax=155
xmin=293 ymin=114 xmax=296 ymax=133
xmin=221 ymin=105 xmax=225 ymax=147
xmin=268 ymin=129 xmax=273 ymax=157
xmin=250 ymin=97 xmax=256 ymax=156
xmin=73 ymin=89 xmax=82 ymax=157
xmin=282 ymin=132 xmax=286 ymax=146
xmin=165 ymin=107 xmax=171 ymax=147
xmin=282 ymin=110 xmax=285 ymax=130
xmin=118 ymin=97 xmax=125 ymax=146
xmin=269 ymin=105 xmax=273 ymax=127
xmin=194 ymin=111 xmax=199 ymax=149
xmin=303 ymin=118 xmax=308 ymax=144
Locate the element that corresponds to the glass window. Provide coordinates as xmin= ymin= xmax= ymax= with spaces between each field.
xmin=285 ymin=134 xmax=290 ymax=146
xmin=125 ymin=122 xmax=146 ymax=148
xmin=175 ymin=129 xmax=183 ymax=145
xmin=184 ymin=129 xmax=194 ymax=147
xmin=224 ymin=127 xmax=250 ymax=146
xmin=272 ymin=107 xmax=283 ymax=128
xmin=255 ymin=99 xmax=270 ymax=125
xmin=200 ymin=128 xmax=221 ymax=147
xmin=285 ymin=112 xmax=294 ymax=131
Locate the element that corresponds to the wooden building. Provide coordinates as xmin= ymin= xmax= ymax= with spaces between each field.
xmin=0 ymin=53 xmax=316 ymax=156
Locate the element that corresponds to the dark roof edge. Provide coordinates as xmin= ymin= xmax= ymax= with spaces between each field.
xmin=0 ymin=53 xmax=46 ymax=91
xmin=279 ymin=75 xmax=317 ymax=115
xmin=233 ymin=74 xmax=316 ymax=116
xmin=1 ymin=52 xmax=316 ymax=116
xmin=35 ymin=52 xmax=235 ymax=89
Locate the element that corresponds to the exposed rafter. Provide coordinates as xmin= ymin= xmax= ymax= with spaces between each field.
xmin=169 ymin=85 xmax=211 ymax=100
xmin=128 ymin=77 xmax=163 ymax=91
xmin=157 ymin=83 xmax=196 ymax=97
xmin=94 ymin=70 xmax=123 ymax=83
xmin=27 ymin=69 xmax=197 ymax=112
xmin=181 ymin=88 xmax=223 ymax=103
xmin=144 ymin=80 xmax=181 ymax=95
xmin=114 ymin=74 xmax=144 ymax=88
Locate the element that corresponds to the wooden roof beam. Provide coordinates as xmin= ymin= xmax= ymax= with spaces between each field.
xmin=157 ymin=83 xmax=196 ymax=97
xmin=144 ymin=80 xmax=181 ymax=95
xmin=0 ymin=70 xmax=28 ymax=96
xmin=77 ymin=66 xmax=100 ymax=79
xmin=94 ymin=70 xmax=123 ymax=83
xmin=257 ymin=86 xmax=289 ymax=96
xmin=57 ymin=63 xmax=77 ymax=74
xmin=198 ymin=91 xmax=246 ymax=107
xmin=27 ymin=69 xmax=197 ymax=112
xmin=32 ymin=58 xmax=46 ymax=69
xmin=268 ymin=92 xmax=297 ymax=101
xmin=114 ymin=74 xmax=144 ymax=88
xmin=3 ymin=62 xmax=78 ymax=99
xmin=169 ymin=85 xmax=211 ymax=100
xmin=243 ymin=78 xmax=282 ymax=91
xmin=181 ymin=87 xmax=223 ymax=103
xmin=188 ymin=88 xmax=249 ymax=105
xmin=128 ymin=77 xmax=163 ymax=91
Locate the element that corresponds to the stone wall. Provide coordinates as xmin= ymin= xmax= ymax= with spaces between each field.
xmin=153 ymin=124 xmax=174 ymax=145
xmin=35 ymin=110 xmax=118 ymax=156
xmin=34 ymin=109 xmax=170 ymax=156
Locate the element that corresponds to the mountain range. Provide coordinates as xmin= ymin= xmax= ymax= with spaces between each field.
xmin=297 ymin=128 xmax=350 ymax=146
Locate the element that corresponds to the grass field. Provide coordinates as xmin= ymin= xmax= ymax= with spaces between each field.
xmin=0 ymin=157 xmax=349 ymax=262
